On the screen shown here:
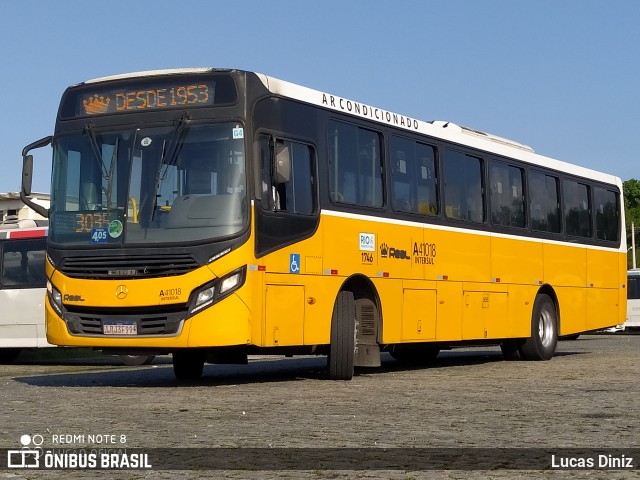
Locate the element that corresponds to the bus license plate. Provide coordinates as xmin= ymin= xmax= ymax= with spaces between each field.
xmin=103 ymin=322 xmax=137 ymax=335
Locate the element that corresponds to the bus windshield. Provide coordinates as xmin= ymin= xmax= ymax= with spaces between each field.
xmin=49 ymin=122 xmax=247 ymax=245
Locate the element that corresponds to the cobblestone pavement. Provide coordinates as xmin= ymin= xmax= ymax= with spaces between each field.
xmin=0 ymin=334 xmax=638 ymax=479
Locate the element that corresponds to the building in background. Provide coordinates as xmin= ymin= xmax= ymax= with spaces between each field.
xmin=0 ymin=192 xmax=49 ymax=222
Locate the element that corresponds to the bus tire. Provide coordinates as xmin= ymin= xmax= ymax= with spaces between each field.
xmin=328 ymin=290 xmax=356 ymax=380
xmin=173 ymin=350 xmax=206 ymax=380
xmin=520 ymin=294 xmax=558 ymax=361
xmin=119 ymin=355 xmax=155 ymax=366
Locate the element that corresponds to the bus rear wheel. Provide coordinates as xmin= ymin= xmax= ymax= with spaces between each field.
xmin=327 ymin=291 xmax=356 ymax=380
xmin=520 ymin=294 xmax=557 ymax=361
xmin=173 ymin=350 xmax=206 ymax=380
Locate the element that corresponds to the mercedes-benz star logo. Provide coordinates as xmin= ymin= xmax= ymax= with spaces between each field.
xmin=115 ymin=285 xmax=128 ymax=299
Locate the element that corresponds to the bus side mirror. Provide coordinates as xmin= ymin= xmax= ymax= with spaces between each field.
xmin=22 ymin=155 xmax=34 ymax=197
xmin=274 ymin=142 xmax=291 ymax=184
xmin=20 ymin=136 xmax=52 ymax=219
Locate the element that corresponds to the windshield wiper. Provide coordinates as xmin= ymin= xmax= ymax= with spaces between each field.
xmin=83 ymin=122 xmax=120 ymax=211
xmin=161 ymin=112 xmax=190 ymax=167
xmin=150 ymin=112 xmax=191 ymax=224
xmin=83 ymin=122 xmax=110 ymax=179
xmin=104 ymin=137 xmax=119 ymax=210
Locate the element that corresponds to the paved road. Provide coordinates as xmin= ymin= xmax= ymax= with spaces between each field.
xmin=0 ymin=334 xmax=638 ymax=479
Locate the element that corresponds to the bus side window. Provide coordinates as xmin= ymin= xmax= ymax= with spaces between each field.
xmin=390 ymin=136 xmax=438 ymax=215
xmin=490 ymin=161 xmax=525 ymax=228
xmin=392 ymin=149 xmax=412 ymax=212
xmin=563 ymin=179 xmax=591 ymax=238
xmin=260 ymin=136 xmax=315 ymax=215
xmin=416 ymin=142 xmax=438 ymax=215
xmin=594 ymin=187 xmax=619 ymax=242
xmin=530 ymin=171 xmax=561 ymax=233
xmin=328 ymin=120 xmax=383 ymax=208
xmin=443 ymin=149 xmax=484 ymax=223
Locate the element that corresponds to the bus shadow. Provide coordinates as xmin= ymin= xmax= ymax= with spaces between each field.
xmin=12 ymin=348 xmax=586 ymax=388
xmin=13 ymin=357 xmax=327 ymax=388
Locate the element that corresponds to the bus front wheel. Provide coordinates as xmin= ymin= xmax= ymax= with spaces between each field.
xmin=173 ymin=350 xmax=206 ymax=380
xmin=327 ymin=291 xmax=356 ymax=380
xmin=119 ymin=355 xmax=155 ymax=366
xmin=520 ymin=294 xmax=558 ymax=361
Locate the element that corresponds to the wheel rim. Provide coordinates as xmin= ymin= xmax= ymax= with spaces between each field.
xmin=538 ymin=306 xmax=554 ymax=348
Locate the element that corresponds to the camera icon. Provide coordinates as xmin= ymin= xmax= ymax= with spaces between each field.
xmin=7 ymin=434 xmax=44 ymax=468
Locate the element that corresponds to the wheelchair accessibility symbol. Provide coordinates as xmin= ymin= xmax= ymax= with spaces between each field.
xmin=289 ymin=254 xmax=300 ymax=274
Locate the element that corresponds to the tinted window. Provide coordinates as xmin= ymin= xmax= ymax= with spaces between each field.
xmin=328 ymin=121 xmax=383 ymax=207
xmin=443 ymin=150 xmax=484 ymax=222
xmin=594 ymin=187 xmax=619 ymax=241
xmin=489 ymin=161 xmax=525 ymax=228
xmin=628 ymin=275 xmax=640 ymax=300
xmin=259 ymin=137 xmax=316 ymax=215
xmin=1 ymin=238 xmax=47 ymax=288
xmin=390 ymin=136 xmax=438 ymax=215
xmin=564 ymin=180 xmax=591 ymax=238
xmin=529 ymin=171 xmax=561 ymax=233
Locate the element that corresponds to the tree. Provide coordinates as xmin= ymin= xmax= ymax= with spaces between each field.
xmin=624 ymin=179 xmax=640 ymax=227
xmin=623 ymin=179 xmax=640 ymax=268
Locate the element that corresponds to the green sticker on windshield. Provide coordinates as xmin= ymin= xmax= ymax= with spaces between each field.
xmin=108 ymin=220 xmax=123 ymax=238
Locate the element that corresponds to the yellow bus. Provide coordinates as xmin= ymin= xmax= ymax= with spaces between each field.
xmin=20 ymin=68 xmax=626 ymax=380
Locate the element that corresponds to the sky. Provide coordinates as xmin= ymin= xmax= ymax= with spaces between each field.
xmin=1 ymin=0 xmax=639 ymax=194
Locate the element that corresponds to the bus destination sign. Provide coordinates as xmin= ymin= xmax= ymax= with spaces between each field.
xmin=81 ymin=82 xmax=215 ymax=116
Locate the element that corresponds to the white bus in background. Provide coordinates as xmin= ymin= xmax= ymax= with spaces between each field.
xmin=626 ymin=269 xmax=640 ymax=330
xmin=0 ymin=219 xmax=154 ymax=365
xmin=0 ymin=219 xmax=50 ymax=362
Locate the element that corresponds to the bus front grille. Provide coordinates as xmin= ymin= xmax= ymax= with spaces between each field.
xmin=64 ymin=308 xmax=185 ymax=336
xmin=58 ymin=254 xmax=200 ymax=279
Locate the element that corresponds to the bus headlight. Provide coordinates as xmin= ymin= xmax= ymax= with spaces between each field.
xmin=47 ymin=280 xmax=63 ymax=315
xmin=188 ymin=266 xmax=246 ymax=316
xmin=219 ymin=271 xmax=241 ymax=295
xmin=195 ymin=287 xmax=215 ymax=308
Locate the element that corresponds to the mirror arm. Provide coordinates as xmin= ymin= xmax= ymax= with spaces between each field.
xmin=20 ymin=136 xmax=52 ymax=218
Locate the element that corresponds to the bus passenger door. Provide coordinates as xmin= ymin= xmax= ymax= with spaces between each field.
xmin=255 ymin=135 xmax=320 ymax=346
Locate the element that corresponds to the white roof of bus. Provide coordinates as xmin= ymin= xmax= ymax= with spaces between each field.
xmin=84 ymin=68 xmax=213 ymax=84
xmin=80 ymin=68 xmax=621 ymax=189
xmin=257 ymin=74 xmax=621 ymax=188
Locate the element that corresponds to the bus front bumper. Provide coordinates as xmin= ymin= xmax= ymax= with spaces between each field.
xmin=44 ymin=294 xmax=252 ymax=349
